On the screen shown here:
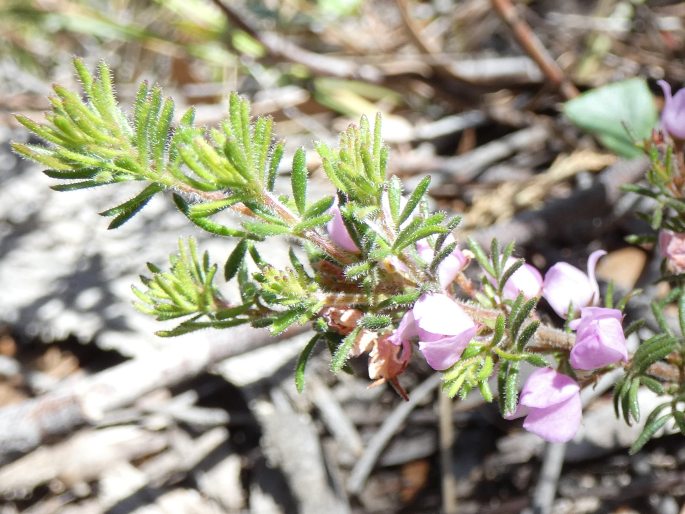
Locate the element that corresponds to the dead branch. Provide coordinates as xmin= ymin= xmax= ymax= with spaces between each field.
xmin=491 ymin=0 xmax=579 ymax=100
xmin=0 ymin=326 xmax=305 ymax=464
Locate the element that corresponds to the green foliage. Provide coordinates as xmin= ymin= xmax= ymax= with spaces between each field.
xmin=564 ymin=78 xmax=657 ymax=158
xmin=133 ymin=238 xmax=251 ymax=336
xmin=295 ymin=334 xmax=321 ymax=393
xmin=442 ymin=342 xmax=494 ymax=401
xmin=316 ymin=113 xmax=387 ymax=205
xmin=613 ymin=289 xmax=685 ymax=450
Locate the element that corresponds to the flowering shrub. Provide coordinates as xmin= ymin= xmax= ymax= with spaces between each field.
xmin=10 ymin=60 xmax=685 ymax=450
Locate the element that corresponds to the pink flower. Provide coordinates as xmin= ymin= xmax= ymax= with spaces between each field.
xmin=326 ymin=202 xmax=360 ymax=253
xmin=388 ymin=309 xmax=418 ymax=347
xmin=659 ymin=229 xmax=685 ymax=274
xmin=413 ymin=293 xmax=477 ymax=370
xmin=542 ymin=250 xmax=606 ymax=318
xmin=486 ymin=257 xmax=543 ymax=301
xmin=507 ymin=367 xmax=582 ymax=443
xmin=417 ymin=235 xmax=470 ymax=290
xmin=569 ymin=307 xmax=627 ymax=370
xmin=657 ymin=81 xmax=685 ymax=141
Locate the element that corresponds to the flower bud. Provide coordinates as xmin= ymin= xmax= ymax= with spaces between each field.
xmin=569 ymin=307 xmax=627 ymax=370
xmin=657 ymin=80 xmax=685 ymax=141
xmin=417 ymin=236 xmax=470 ymax=290
xmin=659 ymin=229 xmax=685 ymax=275
xmin=506 ymin=367 xmax=582 ymax=443
xmin=542 ymin=250 xmax=606 ymax=318
xmin=412 ymin=293 xmax=477 ymax=370
xmin=326 ymin=203 xmax=360 ymax=253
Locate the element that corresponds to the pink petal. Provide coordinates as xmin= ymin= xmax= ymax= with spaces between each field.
xmin=570 ymin=318 xmax=627 ymax=370
xmin=418 ymin=329 xmax=476 ymax=370
xmin=586 ymin=250 xmax=606 ymax=305
xmin=522 ymin=394 xmax=582 ymax=443
xmin=502 ymin=261 xmax=543 ymax=301
xmin=326 ymin=204 xmax=360 ymax=253
xmin=543 ymin=251 xmax=605 ymax=319
xmin=412 ymin=293 xmax=475 ymax=337
xmin=388 ymin=310 xmax=418 ymax=346
xmin=519 ymin=368 xmax=580 ymax=409
xmin=570 ymin=306 xmax=622 ymax=332
xmin=658 ymin=80 xmax=685 ymax=140
xmin=542 ymin=262 xmax=594 ymax=318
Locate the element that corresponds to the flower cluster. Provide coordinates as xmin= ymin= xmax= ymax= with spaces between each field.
xmin=377 ymin=246 xmax=628 ymax=443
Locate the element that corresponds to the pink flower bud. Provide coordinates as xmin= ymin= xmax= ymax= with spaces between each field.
xmin=413 ymin=293 xmax=477 ymax=370
xmin=657 ymin=80 xmax=685 ymax=141
xmin=326 ymin=203 xmax=360 ymax=253
xmin=659 ymin=229 xmax=685 ymax=274
xmin=542 ymin=250 xmax=606 ymax=318
xmin=507 ymin=367 xmax=582 ymax=443
xmin=417 ymin=236 xmax=470 ymax=290
xmin=569 ymin=307 xmax=627 ymax=370
xmin=486 ymin=257 xmax=543 ymax=301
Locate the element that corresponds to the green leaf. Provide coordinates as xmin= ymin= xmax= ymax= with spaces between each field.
xmin=468 ymin=238 xmax=495 ymax=276
xmin=99 ymin=183 xmax=163 ymax=229
xmin=563 ymin=78 xmax=657 ymax=158
xmin=516 ymin=320 xmax=540 ymax=349
xmin=266 ymin=142 xmax=284 ymax=191
xmin=399 ymin=176 xmax=430 ymax=226
xmin=359 ymin=314 xmax=392 ymax=330
xmin=270 ymin=308 xmax=305 ymax=335
xmin=387 ymin=175 xmax=402 ymax=228
xmin=629 ymin=413 xmax=671 ymax=454
xmin=492 ymin=314 xmax=506 ymax=345
xmin=225 ymin=240 xmax=249 ymax=281
xmin=295 ymin=334 xmax=321 ymax=393
xmin=331 ymin=327 xmax=360 ymax=372
xmin=304 ymin=196 xmax=335 ymax=219
xmin=293 ymin=214 xmax=333 ymax=233
xmin=291 ymin=147 xmax=308 ymax=215
xmin=498 ymin=259 xmax=524 ymax=296
xmin=242 ymin=220 xmax=292 ymax=237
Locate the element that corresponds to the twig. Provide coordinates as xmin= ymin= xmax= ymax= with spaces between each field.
xmin=308 ymin=376 xmax=364 ymax=458
xmin=394 ymin=0 xmax=472 ymax=87
xmin=210 ymin=0 xmax=383 ymax=82
xmin=401 ymin=125 xmax=550 ymax=186
xmin=439 ymin=392 xmax=458 ymax=514
xmin=469 ymin=156 xmax=651 ymax=247
xmin=0 ymin=325 xmax=306 ymax=464
xmin=491 ymin=0 xmax=579 ymax=100
xmin=527 ymin=442 xmax=566 ymax=514
xmin=347 ymin=374 xmax=441 ymax=495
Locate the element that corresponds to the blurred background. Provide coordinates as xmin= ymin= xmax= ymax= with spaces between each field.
xmin=1 ymin=1 xmax=685 ymax=513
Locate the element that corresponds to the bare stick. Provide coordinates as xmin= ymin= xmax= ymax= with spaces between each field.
xmin=527 ymin=442 xmax=566 ymax=514
xmin=439 ymin=392 xmax=458 ymax=513
xmin=347 ymin=374 xmax=441 ymax=495
xmin=210 ymin=0 xmax=383 ymax=82
xmin=491 ymin=0 xmax=579 ymax=100
xmin=0 ymin=325 xmax=305 ymax=464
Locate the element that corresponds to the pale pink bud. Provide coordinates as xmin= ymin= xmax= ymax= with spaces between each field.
xmin=412 ymin=293 xmax=477 ymax=370
xmin=507 ymin=367 xmax=582 ymax=443
xmin=542 ymin=250 xmax=606 ymax=318
xmin=659 ymin=229 xmax=685 ymax=274
xmin=417 ymin=235 xmax=470 ymax=290
xmin=326 ymin=203 xmax=360 ymax=253
xmin=486 ymin=257 xmax=542 ymax=301
xmin=657 ymin=80 xmax=685 ymax=141
xmin=569 ymin=307 xmax=627 ymax=370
